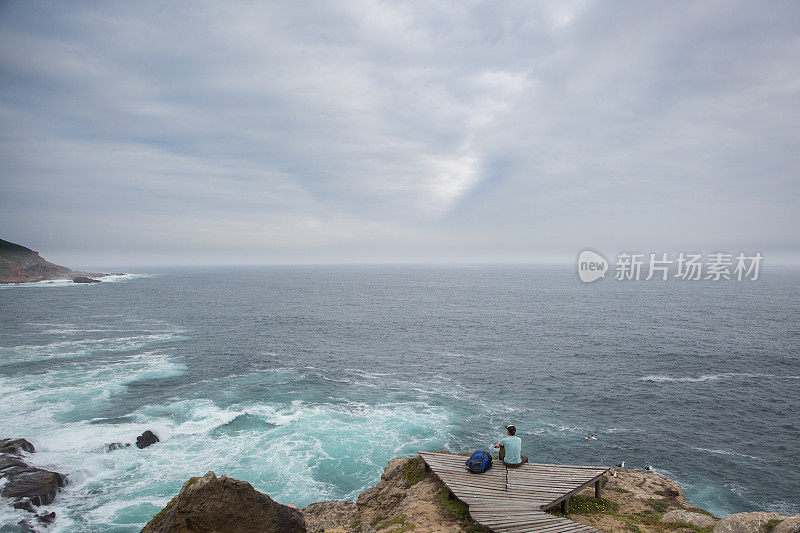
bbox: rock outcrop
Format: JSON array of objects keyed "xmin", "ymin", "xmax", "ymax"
[
  {"xmin": 128, "ymin": 452, "xmax": 800, "ymax": 533},
  {"xmin": 0, "ymin": 238, "xmax": 105, "ymax": 284},
  {"xmin": 0, "ymin": 239, "xmax": 73, "ymax": 283},
  {"xmin": 714, "ymin": 512, "xmax": 791, "ymax": 533},
  {"xmin": 663, "ymin": 509, "xmax": 718, "ymax": 529},
  {"xmin": 774, "ymin": 516, "xmax": 800, "ymax": 533},
  {"xmin": 141, "ymin": 471, "xmax": 306, "ymax": 533},
  {"xmin": 0, "ymin": 439, "xmax": 36, "ymax": 456},
  {"xmin": 136, "ymin": 430, "xmax": 159, "ymax": 449},
  {"xmin": 72, "ymin": 276, "xmax": 101, "ymax": 283},
  {"xmin": 0, "ymin": 438, "xmax": 67, "ymax": 528}
]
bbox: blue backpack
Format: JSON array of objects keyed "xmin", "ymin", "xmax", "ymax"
[{"xmin": 466, "ymin": 450, "xmax": 493, "ymax": 473}]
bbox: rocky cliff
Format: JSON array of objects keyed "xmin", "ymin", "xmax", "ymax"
[
  {"xmin": 0, "ymin": 438, "xmax": 67, "ymax": 531},
  {"xmin": 3, "ymin": 441, "xmax": 796, "ymax": 533},
  {"xmin": 0, "ymin": 238, "xmax": 103, "ymax": 283},
  {"xmin": 142, "ymin": 454, "xmax": 800, "ymax": 533}
]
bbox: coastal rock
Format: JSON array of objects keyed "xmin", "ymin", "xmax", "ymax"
[
  {"xmin": 714, "ymin": 512, "xmax": 789, "ymax": 533},
  {"xmin": 303, "ymin": 501, "xmax": 356, "ymax": 532},
  {"xmin": 107, "ymin": 442, "xmax": 131, "ymax": 451},
  {"xmin": 72, "ymin": 276, "xmax": 101, "ymax": 283},
  {"xmin": 0, "ymin": 438, "xmax": 35, "ymax": 455},
  {"xmin": 349, "ymin": 456, "xmax": 464, "ymax": 532},
  {"xmin": 136, "ymin": 430, "xmax": 159, "ymax": 449},
  {"xmin": 773, "ymin": 515, "xmax": 800, "ymax": 533},
  {"xmin": 0, "ymin": 455, "xmax": 29, "ymax": 471},
  {"xmin": 1, "ymin": 437, "xmax": 68, "ymax": 519},
  {"xmin": 141, "ymin": 471, "xmax": 306, "ymax": 533},
  {"xmin": 36, "ymin": 511, "xmax": 57, "ymax": 524},
  {"xmin": 662, "ymin": 509, "xmax": 717, "ymax": 529},
  {"xmin": 1, "ymin": 467, "xmax": 67, "ymax": 505},
  {"xmin": 0, "ymin": 239, "xmax": 74, "ymax": 283}
]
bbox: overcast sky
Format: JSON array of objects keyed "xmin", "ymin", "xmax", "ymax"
[{"xmin": 1, "ymin": 1, "xmax": 798, "ymax": 268}]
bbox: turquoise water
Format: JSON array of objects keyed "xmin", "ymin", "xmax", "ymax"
[{"xmin": 1, "ymin": 266, "xmax": 798, "ymax": 531}]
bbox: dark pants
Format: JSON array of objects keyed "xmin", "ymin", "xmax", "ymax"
[{"xmin": 499, "ymin": 445, "xmax": 528, "ymax": 467}]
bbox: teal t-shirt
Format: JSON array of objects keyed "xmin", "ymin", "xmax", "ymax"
[{"xmin": 501, "ymin": 435, "xmax": 522, "ymax": 464}]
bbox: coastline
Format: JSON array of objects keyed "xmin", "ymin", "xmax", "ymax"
[
  {"xmin": 140, "ymin": 454, "xmax": 800, "ymax": 533},
  {"xmin": 3, "ymin": 438, "xmax": 798, "ymax": 532}
]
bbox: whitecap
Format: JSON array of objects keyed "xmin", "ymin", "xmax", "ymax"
[
  {"xmin": 691, "ymin": 447, "xmax": 762, "ymax": 461},
  {"xmin": 638, "ymin": 372, "xmax": 782, "ymax": 383}
]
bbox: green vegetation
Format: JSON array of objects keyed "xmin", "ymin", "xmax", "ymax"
[
  {"xmin": 550, "ymin": 495, "xmax": 620, "ymax": 515},
  {"xmin": 647, "ymin": 499, "xmax": 669, "ymax": 513},
  {"xmin": 767, "ymin": 519, "xmax": 784, "ymax": 531},
  {"xmin": 665, "ymin": 521, "xmax": 715, "ymax": 533},
  {"xmin": 402, "ymin": 457, "xmax": 426, "ymax": 485},
  {"xmin": 615, "ymin": 487, "xmax": 631, "ymax": 493},
  {"xmin": 435, "ymin": 490, "xmax": 492, "ymax": 532},
  {"xmin": 687, "ymin": 507, "xmax": 718, "ymax": 519},
  {"xmin": 436, "ymin": 491, "xmax": 471, "ymax": 522},
  {"xmin": 546, "ymin": 493, "xmax": 721, "ymax": 533}
]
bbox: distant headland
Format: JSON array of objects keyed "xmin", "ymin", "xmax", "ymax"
[{"xmin": 0, "ymin": 238, "xmax": 106, "ymax": 284}]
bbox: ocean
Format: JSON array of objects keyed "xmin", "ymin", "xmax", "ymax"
[{"xmin": 1, "ymin": 266, "xmax": 798, "ymax": 531}]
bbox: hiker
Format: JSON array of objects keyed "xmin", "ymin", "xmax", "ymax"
[{"xmin": 493, "ymin": 424, "xmax": 528, "ymax": 467}]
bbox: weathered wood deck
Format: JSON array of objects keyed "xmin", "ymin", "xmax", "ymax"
[{"xmin": 419, "ymin": 451, "xmax": 609, "ymax": 533}]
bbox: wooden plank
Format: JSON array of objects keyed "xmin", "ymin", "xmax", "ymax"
[{"xmin": 419, "ymin": 452, "xmax": 607, "ymax": 533}]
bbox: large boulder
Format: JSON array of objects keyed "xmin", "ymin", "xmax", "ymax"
[
  {"xmin": 0, "ymin": 437, "xmax": 68, "ymax": 530},
  {"xmin": 663, "ymin": 509, "xmax": 717, "ymax": 529},
  {"xmin": 773, "ymin": 515, "xmax": 800, "ymax": 533},
  {"xmin": 0, "ymin": 454, "xmax": 29, "ymax": 471},
  {"xmin": 72, "ymin": 276, "xmax": 101, "ymax": 283},
  {"xmin": 136, "ymin": 430, "xmax": 159, "ymax": 449},
  {"xmin": 141, "ymin": 471, "xmax": 306, "ymax": 533},
  {"xmin": 0, "ymin": 438, "xmax": 35, "ymax": 455},
  {"xmin": 1, "ymin": 467, "xmax": 67, "ymax": 505},
  {"xmin": 714, "ymin": 512, "xmax": 790, "ymax": 533}
]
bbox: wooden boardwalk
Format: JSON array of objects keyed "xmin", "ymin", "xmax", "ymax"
[{"xmin": 419, "ymin": 452, "xmax": 609, "ymax": 533}]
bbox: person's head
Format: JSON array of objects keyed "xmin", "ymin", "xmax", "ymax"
[{"xmin": 506, "ymin": 425, "xmax": 516, "ymax": 436}]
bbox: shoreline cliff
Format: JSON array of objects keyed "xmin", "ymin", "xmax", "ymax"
[
  {"xmin": 140, "ymin": 454, "xmax": 800, "ymax": 533},
  {"xmin": 0, "ymin": 238, "xmax": 105, "ymax": 284},
  {"xmin": 2, "ymin": 439, "xmax": 797, "ymax": 533}
]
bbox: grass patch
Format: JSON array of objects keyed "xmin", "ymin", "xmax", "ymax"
[
  {"xmin": 402, "ymin": 457, "xmax": 426, "ymax": 486},
  {"xmin": 436, "ymin": 491, "xmax": 471, "ymax": 522},
  {"xmin": 546, "ymin": 493, "xmax": 719, "ymax": 533},
  {"xmin": 435, "ymin": 490, "xmax": 491, "ymax": 532},
  {"xmin": 688, "ymin": 507, "xmax": 719, "ymax": 519},
  {"xmin": 462, "ymin": 524, "xmax": 493, "ymax": 533},
  {"xmin": 633, "ymin": 510, "xmax": 663, "ymax": 525},
  {"xmin": 664, "ymin": 520, "xmax": 715, "ymax": 533},
  {"xmin": 767, "ymin": 519, "xmax": 784, "ymax": 531},
  {"xmin": 614, "ymin": 487, "xmax": 631, "ymax": 493},
  {"xmin": 647, "ymin": 499, "xmax": 669, "ymax": 513},
  {"xmin": 556, "ymin": 495, "xmax": 620, "ymax": 515}
]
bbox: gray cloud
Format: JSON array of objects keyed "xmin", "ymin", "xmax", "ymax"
[{"xmin": 1, "ymin": 0, "xmax": 798, "ymax": 267}]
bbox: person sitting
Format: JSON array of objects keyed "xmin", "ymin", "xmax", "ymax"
[{"xmin": 492, "ymin": 424, "xmax": 528, "ymax": 467}]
